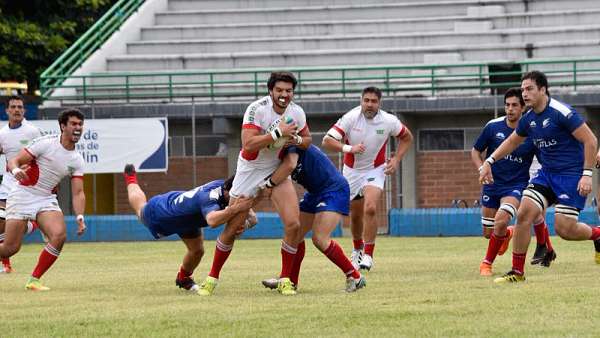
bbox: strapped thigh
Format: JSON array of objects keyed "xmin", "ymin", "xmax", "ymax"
[
  {"xmin": 499, "ymin": 203, "xmax": 517, "ymax": 220},
  {"xmin": 555, "ymin": 204, "xmax": 580, "ymax": 220}
]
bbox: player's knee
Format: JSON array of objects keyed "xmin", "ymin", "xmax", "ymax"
[
  {"xmin": 311, "ymin": 233, "xmax": 329, "ymax": 251},
  {"xmin": 494, "ymin": 218, "xmax": 509, "ymax": 231},
  {"xmin": 363, "ymin": 203, "xmax": 377, "ymax": 217},
  {"xmin": 284, "ymin": 219, "xmax": 301, "ymax": 232},
  {"xmin": 47, "ymin": 231, "xmax": 67, "ymax": 246},
  {"xmin": 189, "ymin": 246, "xmax": 204, "ymax": 259},
  {"xmin": 3, "ymin": 241, "xmax": 21, "ymax": 257}
]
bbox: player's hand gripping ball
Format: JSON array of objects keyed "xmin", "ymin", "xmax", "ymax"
[{"xmin": 267, "ymin": 115, "xmax": 295, "ymax": 149}]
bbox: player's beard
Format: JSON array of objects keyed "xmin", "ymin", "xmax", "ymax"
[
  {"xmin": 273, "ymin": 95, "xmax": 290, "ymax": 110},
  {"xmin": 362, "ymin": 109, "xmax": 377, "ymax": 119}
]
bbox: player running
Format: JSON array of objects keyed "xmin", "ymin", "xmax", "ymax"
[
  {"xmin": 0, "ymin": 109, "xmax": 87, "ymax": 291},
  {"xmin": 122, "ymin": 164, "xmax": 255, "ymax": 293},
  {"xmin": 480, "ymin": 71, "xmax": 599, "ymax": 283},
  {"xmin": 0, "ymin": 95, "xmax": 43, "ymax": 273},
  {"xmin": 197, "ymin": 71, "xmax": 311, "ymax": 296},
  {"xmin": 472, "ymin": 88, "xmax": 554, "ymax": 277},
  {"xmin": 322, "ymin": 86, "xmax": 413, "ymax": 271},
  {"xmin": 260, "ymin": 144, "xmax": 366, "ymax": 293}
]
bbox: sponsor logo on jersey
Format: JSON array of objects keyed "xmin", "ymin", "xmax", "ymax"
[
  {"xmin": 367, "ymin": 177, "xmax": 375, "ymax": 182},
  {"xmin": 495, "ymin": 132, "xmax": 506, "ymax": 140},
  {"xmin": 316, "ymin": 202, "xmax": 328, "ymax": 208},
  {"xmin": 530, "ymin": 121, "xmax": 537, "ymax": 128},
  {"xmin": 67, "ymin": 166, "xmax": 75, "ymax": 175},
  {"xmin": 558, "ymin": 194, "xmax": 570, "ymax": 200},
  {"xmin": 376, "ymin": 129, "xmax": 384, "ymax": 135},
  {"xmin": 542, "ymin": 118, "xmax": 551, "ymax": 128},
  {"xmin": 504, "ymin": 154, "xmax": 523, "ymax": 163},
  {"xmin": 483, "ymin": 195, "xmax": 490, "ymax": 201},
  {"xmin": 20, "ymin": 139, "xmax": 29, "ymax": 145},
  {"xmin": 512, "ymin": 190, "xmax": 522, "ymax": 195},
  {"xmin": 534, "ymin": 138, "xmax": 558, "ymax": 148}
]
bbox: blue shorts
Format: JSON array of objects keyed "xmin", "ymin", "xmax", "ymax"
[
  {"xmin": 481, "ymin": 183, "xmax": 527, "ymax": 209},
  {"xmin": 300, "ymin": 185, "xmax": 350, "ymax": 216},
  {"xmin": 529, "ymin": 169, "xmax": 586, "ymax": 210},
  {"xmin": 141, "ymin": 200, "xmax": 202, "ymax": 239}
]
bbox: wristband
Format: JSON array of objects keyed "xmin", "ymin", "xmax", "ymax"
[
  {"xmin": 484, "ymin": 156, "xmax": 496, "ymax": 165},
  {"xmin": 76, "ymin": 214, "xmax": 85, "ymax": 222},
  {"xmin": 11, "ymin": 167, "xmax": 22, "ymax": 176},
  {"xmin": 270, "ymin": 127, "xmax": 282, "ymax": 141},
  {"xmin": 342, "ymin": 145, "xmax": 352, "ymax": 153},
  {"xmin": 583, "ymin": 169, "xmax": 593, "ymax": 177},
  {"xmin": 265, "ymin": 178, "xmax": 276, "ymax": 188},
  {"xmin": 293, "ymin": 134, "xmax": 303, "ymax": 145}
]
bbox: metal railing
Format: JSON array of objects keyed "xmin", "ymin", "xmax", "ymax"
[
  {"xmin": 41, "ymin": 57, "xmax": 600, "ymax": 103},
  {"xmin": 39, "ymin": 0, "xmax": 145, "ymax": 98}
]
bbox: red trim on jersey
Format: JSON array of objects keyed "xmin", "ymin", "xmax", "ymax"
[
  {"xmin": 298, "ymin": 124, "xmax": 309, "ymax": 135},
  {"xmin": 240, "ymin": 149, "xmax": 259, "ymax": 161},
  {"xmin": 374, "ymin": 141, "xmax": 388, "ymax": 167},
  {"xmin": 332, "ymin": 125, "xmax": 345, "ymax": 138},
  {"xmin": 343, "ymin": 140, "xmax": 354, "ymax": 168},
  {"xmin": 19, "ymin": 160, "xmax": 39, "ymax": 186},
  {"xmin": 24, "ymin": 148, "xmax": 36, "ymax": 158},
  {"xmin": 396, "ymin": 125, "xmax": 407, "ymax": 138},
  {"xmin": 242, "ymin": 123, "xmax": 262, "ymax": 131},
  {"xmin": 71, "ymin": 176, "xmax": 84, "ymax": 180}
]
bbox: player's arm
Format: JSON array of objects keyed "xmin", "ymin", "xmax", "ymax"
[
  {"xmin": 322, "ymin": 126, "xmax": 365, "ymax": 154},
  {"xmin": 242, "ymin": 118, "xmax": 298, "ymax": 153},
  {"xmin": 6, "ymin": 148, "xmax": 34, "ymax": 182},
  {"xmin": 265, "ymin": 152, "xmax": 299, "ymax": 190},
  {"xmin": 471, "ymin": 148, "xmax": 484, "ymax": 170},
  {"xmin": 479, "ymin": 131, "xmax": 525, "ymax": 184},
  {"xmin": 385, "ymin": 127, "xmax": 413, "ymax": 175},
  {"xmin": 205, "ymin": 196, "xmax": 253, "ymax": 228},
  {"xmin": 572, "ymin": 123, "xmax": 597, "ymax": 196},
  {"xmin": 293, "ymin": 126, "xmax": 312, "ymax": 150},
  {"xmin": 71, "ymin": 177, "xmax": 87, "ymax": 236}
]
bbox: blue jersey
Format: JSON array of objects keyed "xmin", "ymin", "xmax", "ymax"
[
  {"xmin": 516, "ymin": 98, "xmax": 584, "ymax": 176},
  {"xmin": 473, "ymin": 116, "xmax": 536, "ymax": 186},
  {"xmin": 284, "ymin": 145, "xmax": 347, "ymax": 194},
  {"xmin": 142, "ymin": 180, "xmax": 226, "ymax": 238}
]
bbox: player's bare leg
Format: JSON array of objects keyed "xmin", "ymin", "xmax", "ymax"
[
  {"xmin": 349, "ymin": 198, "xmax": 365, "ymax": 268},
  {"xmin": 313, "ymin": 211, "xmax": 365, "ymax": 292},
  {"xmin": 25, "ymin": 211, "xmax": 66, "ymax": 291},
  {"xmin": 360, "ymin": 185, "xmax": 383, "ymax": 271},
  {"xmin": 198, "ymin": 197, "xmax": 248, "ymax": 296},
  {"xmin": 480, "ymin": 197, "xmax": 517, "ymax": 276},
  {"xmin": 494, "ymin": 198, "xmax": 540, "ymax": 283},
  {"xmin": 0, "ymin": 200, "xmax": 12, "ymax": 272},
  {"xmin": 123, "ymin": 164, "xmax": 147, "ymax": 218},
  {"xmin": 270, "ymin": 179, "xmax": 300, "ymax": 295},
  {"xmin": 176, "ymin": 235, "xmax": 205, "ymax": 292},
  {"xmin": 480, "ymin": 207, "xmax": 496, "ymax": 239},
  {"xmin": 0, "ymin": 218, "xmax": 27, "ymax": 259}
]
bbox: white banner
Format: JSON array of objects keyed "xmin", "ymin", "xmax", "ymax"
[{"xmin": 2, "ymin": 118, "xmax": 168, "ymax": 174}]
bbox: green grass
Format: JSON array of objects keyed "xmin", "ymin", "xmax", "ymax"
[{"xmin": 2, "ymin": 236, "xmax": 600, "ymax": 337}]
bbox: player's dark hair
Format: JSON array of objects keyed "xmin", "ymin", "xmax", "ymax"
[
  {"xmin": 362, "ymin": 86, "xmax": 382, "ymax": 100},
  {"xmin": 521, "ymin": 71, "xmax": 550, "ymax": 96},
  {"xmin": 5, "ymin": 95, "xmax": 24, "ymax": 107},
  {"xmin": 267, "ymin": 72, "xmax": 297, "ymax": 91},
  {"xmin": 58, "ymin": 108, "xmax": 85, "ymax": 128},
  {"xmin": 504, "ymin": 87, "xmax": 525, "ymax": 106},
  {"xmin": 223, "ymin": 175, "xmax": 235, "ymax": 192}
]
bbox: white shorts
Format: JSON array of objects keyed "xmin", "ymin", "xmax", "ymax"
[
  {"xmin": 5, "ymin": 188, "xmax": 62, "ymax": 221},
  {"xmin": 0, "ymin": 174, "xmax": 17, "ymax": 200},
  {"xmin": 230, "ymin": 160, "xmax": 277, "ymax": 198},
  {"xmin": 343, "ymin": 165, "xmax": 386, "ymax": 200}
]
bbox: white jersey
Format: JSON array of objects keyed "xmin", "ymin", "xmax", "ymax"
[
  {"xmin": 0, "ymin": 120, "xmax": 43, "ymax": 198},
  {"xmin": 239, "ymin": 95, "xmax": 307, "ymax": 170},
  {"xmin": 331, "ymin": 106, "xmax": 406, "ymax": 171},
  {"xmin": 18, "ymin": 135, "xmax": 85, "ymax": 196}
]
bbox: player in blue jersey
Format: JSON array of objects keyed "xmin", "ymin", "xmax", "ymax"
[
  {"xmin": 259, "ymin": 144, "xmax": 366, "ymax": 292},
  {"xmin": 479, "ymin": 71, "xmax": 599, "ymax": 283},
  {"xmin": 122, "ymin": 164, "xmax": 255, "ymax": 293},
  {"xmin": 472, "ymin": 88, "xmax": 555, "ymax": 276}
]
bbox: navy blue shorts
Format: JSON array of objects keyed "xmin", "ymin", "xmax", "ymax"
[
  {"xmin": 299, "ymin": 185, "xmax": 350, "ymax": 216},
  {"xmin": 481, "ymin": 184, "xmax": 527, "ymax": 209},
  {"xmin": 529, "ymin": 169, "xmax": 586, "ymax": 210}
]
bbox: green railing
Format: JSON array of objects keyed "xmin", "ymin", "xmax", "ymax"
[
  {"xmin": 40, "ymin": 0, "xmax": 145, "ymax": 98},
  {"xmin": 41, "ymin": 57, "xmax": 600, "ymax": 103}
]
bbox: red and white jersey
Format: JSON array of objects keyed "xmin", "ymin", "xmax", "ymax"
[
  {"xmin": 0, "ymin": 120, "xmax": 43, "ymax": 193},
  {"xmin": 19, "ymin": 134, "xmax": 85, "ymax": 196},
  {"xmin": 331, "ymin": 106, "xmax": 406, "ymax": 171},
  {"xmin": 239, "ymin": 95, "xmax": 308, "ymax": 169}
]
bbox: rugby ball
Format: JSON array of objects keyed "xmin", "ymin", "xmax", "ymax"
[{"xmin": 266, "ymin": 115, "xmax": 295, "ymax": 149}]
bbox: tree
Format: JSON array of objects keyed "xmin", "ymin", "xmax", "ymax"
[{"xmin": 0, "ymin": 0, "xmax": 117, "ymax": 94}]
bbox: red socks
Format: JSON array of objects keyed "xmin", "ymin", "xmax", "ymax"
[
  {"xmin": 31, "ymin": 244, "xmax": 60, "ymax": 279},
  {"xmin": 352, "ymin": 239, "xmax": 364, "ymax": 250},
  {"xmin": 279, "ymin": 241, "xmax": 297, "ymax": 279},
  {"xmin": 533, "ymin": 221, "xmax": 546, "ymax": 245},
  {"xmin": 364, "ymin": 242, "xmax": 375, "ymax": 257},
  {"xmin": 177, "ymin": 266, "xmax": 192, "ymax": 280},
  {"xmin": 512, "ymin": 252, "xmax": 526, "ymax": 275},
  {"xmin": 589, "ymin": 226, "xmax": 600, "ymax": 241},
  {"xmin": 324, "ymin": 240, "xmax": 360, "ymax": 279},
  {"xmin": 483, "ymin": 232, "xmax": 506, "ymax": 264},
  {"xmin": 124, "ymin": 172, "xmax": 138, "ymax": 185},
  {"xmin": 290, "ymin": 241, "xmax": 305, "ymax": 286},
  {"xmin": 208, "ymin": 238, "xmax": 233, "ymax": 279}
]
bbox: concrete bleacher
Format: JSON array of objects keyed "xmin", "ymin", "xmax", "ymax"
[{"xmin": 56, "ymin": 0, "xmax": 600, "ymax": 101}]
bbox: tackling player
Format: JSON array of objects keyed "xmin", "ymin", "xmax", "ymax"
[
  {"xmin": 197, "ymin": 72, "xmax": 311, "ymax": 296},
  {"xmin": 472, "ymin": 88, "xmax": 554, "ymax": 277},
  {"xmin": 322, "ymin": 86, "xmax": 413, "ymax": 271},
  {"xmin": 122, "ymin": 164, "xmax": 254, "ymax": 293},
  {"xmin": 480, "ymin": 71, "xmax": 599, "ymax": 283},
  {"xmin": 260, "ymin": 144, "xmax": 366, "ymax": 293},
  {"xmin": 0, "ymin": 95, "xmax": 42, "ymax": 273},
  {"xmin": 0, "ymin": 109, "xmax": 87, "ymax": 291}
]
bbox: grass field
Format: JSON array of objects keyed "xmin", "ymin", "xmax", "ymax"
[{"xmin": 3, "ymin": 236, "xmax": 600, "ymax": 337}]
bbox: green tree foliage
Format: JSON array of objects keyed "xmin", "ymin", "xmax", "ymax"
[{"xmin": 0, "ymin": 0, "xmax": 117, "ymax": 94}]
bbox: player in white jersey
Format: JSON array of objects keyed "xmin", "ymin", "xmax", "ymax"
[
  {"xmin": 198, "ymin": 72, "xmax": 311, "ymax": 296},
  {"xmin": 0, "ymin": 95, "xmax": 43, "ymax": 273},
  {"xmin": 322, "ymin": 87, "xmax": 413, "ymax": 271},
  {"xmin": 0, "ymin": 109, "xmax": 86, "ymax": 291}
]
